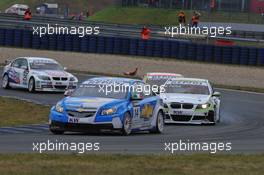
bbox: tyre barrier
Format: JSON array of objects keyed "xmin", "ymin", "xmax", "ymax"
[
  {"xmin": 187, "ymin": 43, "xmax": 196, "ymax": 60},
  {"xmin": 32, "ymin": 34, "xmax": 41, "ymax": 49},
  {"xmin": 113, "ymin": 37, "xmax": 122, "ymax": 54},
  {"xmin": 214, "ymin": 46, "xmax": 222, "ymax": 63},
  {"xmin": 137, "ymin": 40, "xmax": 146, "ymax": 56},
  {"xmin": 258, "ymin": 48, "xmax": 264, "ymax": 66},
  {"xmin": 129, "ymin": 38, "xmax": 138, "ymax": 56},
  {"xmin": 170, "ymin": 41, "xmax": 179, "ymax": 58},
  {"xmin": 204, "ymin": 45, "xmax": 214, "ymax": 62},
  {"xmin": 72, "ymin": 35, "xmax": 80, "ymax": 52},
  {"xmin": 162, "ymin": 40, "xmax": 171, "ymax": 58},
  {"xmin": 231, "ymin": 46, "xmax": 240, "ymax": 65},
  {"xmin": 239, "ymin": 47, "xmax": 249, "ymax": 65},
  {"xmin": 14, "ymin": 29, "xmax": 22, "ymax": 47},
  {"xmin": 88, "ymin": 36, "xmax": 97, "ymax": 53},
  {"xmin": 0, "ymin": 28, "xmax": 5, "ymax": 45},
  {"xmin": 145, "ymin": 40, "xmax": 154, "ymax": 57},
  {"xmin": 196, "ymin": 44, "xmax": 205, "ymax": 61},
  {"xmin": 22, "ymin": 30, "xmax": 32, "ymax": 48},
  {"xmin": 57, "ymin": 34, "xmax": 65, "ymax": 51},
  {"xmin": 105, "ymin": 37, "xmax": 114, "ymax": 54},
  {"xmin": 248, "ymin": 47, "xmax": 257, "ymax": 66},
  {"xmin": 64, "ymin": 34, "xmax": 73, "ymax": 51},
  {"xmin": 97, "ymin": 36, "xmax": 105, "ymax": 54},
  {"xmin": 121, "ymin": 38, "xmax": 130, "ymax": 55},
  {"xmin": 48, "ymin": 34, "xmax": 57, "ymax": 50},
  {"xmin": 40, "ymin": 35, "xmax": 49, "ymax": 50},
  {"xmin": 0, "ymin": 28, "xmax": 263, "ymax": 67},
  {"xmin": 153, "ymin": 40, "xmax": 163, "ymax": 57},
  {"xmin": 178, "ymin": 42, "xmax": 187, "ymax": 59},
  {"xmin": 222, "ymin": 46, "xmax": 232, "ymax": 64},
  {"xmin": 5, "ymin": 29, "xmax": 14, "ymax": 46},
  {"xmin": 80, "ymin": 36, "xmax": 89, "ymax": 53}
]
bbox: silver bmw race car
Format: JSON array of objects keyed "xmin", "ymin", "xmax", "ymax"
[
  {"xmin": 2, "ymin": 57, "xmax": 78, "ymax": 92},
  {"xmin": 161, "ymin": 78, "xmax": 221, "ymax": 124}
]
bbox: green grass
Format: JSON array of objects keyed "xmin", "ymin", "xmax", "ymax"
[
  {"xmin": 89, "ymin": 6, "xmax": 264, "ymax": 25},
  {"xmin": 0, "ymin": 97, "xmax": 49, "ymax": 126},
  {"xmin": 0, "ymin": 154, "xmax": 263, "ymax": 175}
]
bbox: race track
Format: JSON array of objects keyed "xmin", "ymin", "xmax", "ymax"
[{"xmin": 0, "ymin": 71, "xmax": 264, "ymax": 154}]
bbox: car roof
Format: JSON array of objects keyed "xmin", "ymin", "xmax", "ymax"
[
  {"xmin": 83, "ymin": 77, "xmax": 141, "ymax": 84},
  {"xmin": 23, "ymin": 57, "xmax": 58, "ymax": 63},
  {"xmin": 169, "ymin": 77, "xmax": 209, "ymax": 83},
  {"xmin": 12, "ymin": 4, "xmax": 29, "ymax": 8},
  {"xmin": 145, "ymin": 72, "xmax": 183, "ymax": 77}
]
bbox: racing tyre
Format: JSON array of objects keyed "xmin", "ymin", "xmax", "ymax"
[
  {"xmin": 208, "ymin": 110, "xmax": 216, "ymax": 125},
  {"xmin": 28, "ymin": 77, "xmax": 36, "ymax": 93},
  {"xmin": 121, "ymin": 112, "xmax": 132, "ymax": 136},
  {"xmin": 2, "ymin": 74, "xmax": 10, "ymax": 89},
  {"xmin": 150, "ymin": 110, "xmax": 164, "ymax": 134},
  {"xmin": 50, "ymin": 128, "xmax": 65, "ymax": 135}
]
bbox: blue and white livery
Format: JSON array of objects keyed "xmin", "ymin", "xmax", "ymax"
[{"xmin": 49, "ymin": 77, "xmax": 165, "ymax": 135}]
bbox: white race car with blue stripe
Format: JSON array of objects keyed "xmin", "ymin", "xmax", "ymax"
[{"xmin": 2, "ymin": 57, "xmax": 78, "ymax": 92}]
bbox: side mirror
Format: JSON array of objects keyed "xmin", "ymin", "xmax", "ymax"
[
  {"xmin": 212, "ymin": 91, "xmax": 221, "ymax": 97},
  {"xmin": 64, "ymin": 89, "xmax": 74, "ymax": 96},
  {"xmin": 131, "ymin": 92, "xmax": 143, "ymax": 100},
  {"xmin": 64, "ymin": 67, "xmax": 68, "ymax": 71},
  {"xmin": 5, "ymin": 60, "xmax": 11, "ymax": 65}
]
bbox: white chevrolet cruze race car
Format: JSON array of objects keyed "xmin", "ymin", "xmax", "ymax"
[
  {"xmin": 161, "ymin": 78, "xmax": 221, "ymax": 124},
  {"xmin": 2, "ymin": 57, "xmax": 78, "ymax": 92}
]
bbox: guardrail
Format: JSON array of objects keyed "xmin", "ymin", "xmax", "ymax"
[
  {"xmin": 0, "ymin": 13, "xmax": 263, "ymax": 42},
  {"xmin": 0, "ymin": 28, "xmax": 263, "ymax": 66}
]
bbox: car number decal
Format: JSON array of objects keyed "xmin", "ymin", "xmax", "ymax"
[{"xmin": 68, "ymin": 117, "xmax": 80, "ymax": 123}]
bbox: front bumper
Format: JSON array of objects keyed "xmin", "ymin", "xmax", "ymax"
[
  {"xmin": 50, "ymin": 121, "xmax": 116, "ymax": 132},
  {"xmin": 164, "ymin": 111, "xmax": 214, "ymax": 124},
  {"xmin": 35, "ymin": 80, "xmax": 77, "ymax": 92},
  {"xmin": 49, "ymin": 109, "xmax": 123, "ymax": 132}
]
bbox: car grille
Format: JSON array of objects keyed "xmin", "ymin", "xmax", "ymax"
[
  {"xmin": 170, "ymin": 103, "xmax": 194, "ymax": 109},
  {"xmin": 171, "ymin": 115, "xmax": 192, "ymax": 121},
  {"xmin": 52, "ymin": 77, "xmax": 60, "ymax": 81},
  {"xmin": 67, "ymin": 110, "xmax": 96, "ymax": 118},
  {"xmin": 54, "ymin": 85, "xmax": 67, "ymax": 90},
  {"xmin": 52, "ymin": 77, "xmax": 68, "ymax": 81},
  {"xmin": 182, "ymin": 103, "xmax": 194, "ymax": 109},
  {"xmin": 170, "ymin": 103, "xmax": 181, "ymax": 109}
]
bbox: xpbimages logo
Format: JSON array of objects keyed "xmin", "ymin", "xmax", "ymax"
[
  {"xmin": 32, "ymin": 24, "xmax": 100, "ymax": 38},
  {"xmin": 32, "ymin": 140, "xmax": 100, "ymax": 153},
  {"xmin": 164, "ymin": 140, "xmax": 232, "ymax": 154},
  {"xmin": 164, "ymin": 24, "xmax": 232, "ymax": 38}
]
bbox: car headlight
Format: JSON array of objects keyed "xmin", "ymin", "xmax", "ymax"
[
  {"xmin": 101, "ymin": 107, "xmax": 117, "ymax": 115},
  {"xmin": 55, "ymin": 102, "xmax": 64, "ymax": 113},
  {"xmin": 38, "ymin": 75, "xmax": 51, "ymax": 81},
  {"xmin": 164, "ymin": 103, "xmax": 168, "ymax": 108},
  {"xmin": 69, "ymin": 77, "xmax": 77, "ymax": 81},
  {"xmin": 197, "ymin": 103, "xmax": 210, "ymax": 109}
]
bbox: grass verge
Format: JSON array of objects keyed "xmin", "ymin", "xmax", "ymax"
[
  {"xmin": 0, "ymin": 154, "xmax": 263, "ymax": 175},
  {"xmin": 89, "ymin": 6, "xmax": 264, "ymax": 25},
  {"xmin": 0, "ymin": 96, "xmax": 49, "ymax": 127}
]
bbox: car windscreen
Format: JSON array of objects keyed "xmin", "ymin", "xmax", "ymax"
[
  {"xmin": 164, "ymin": 83, "xmax": 210, "ymax": 95},
  {"xmin": 145, "ymin": 75, "xmax": 178, "ymax": 86},
  {"xmin": 29, "ymin": 61, "xmax": 63, "ymax": 70},
  {"xmin": 72, "ymin": 84, "xmax": 127, "ymax": 99}
]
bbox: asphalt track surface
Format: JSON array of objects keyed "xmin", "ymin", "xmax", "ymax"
[{"xmin": 0, "ymin": 71, "xmax": 264, "ymax": 154}]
